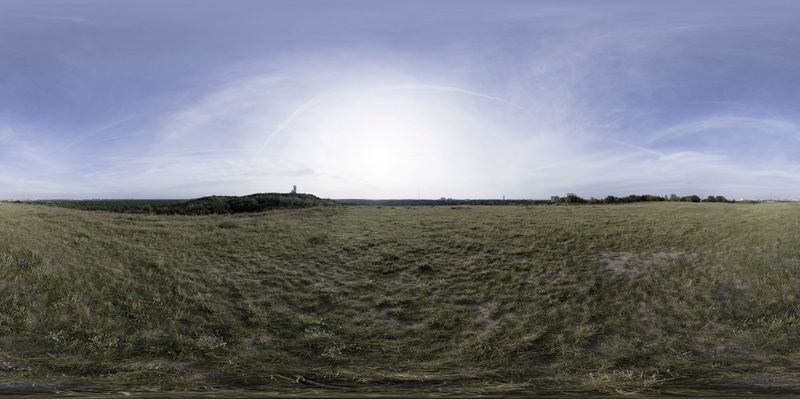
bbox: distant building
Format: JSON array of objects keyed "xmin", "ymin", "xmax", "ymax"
[{"xmin": 291, "ymin": 185, "xmax": 297, "ymax": 194}]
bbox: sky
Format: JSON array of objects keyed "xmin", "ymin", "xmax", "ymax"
[{"xmin": 2, "ymin": 0, "xmax": 800, "ymax": 199}]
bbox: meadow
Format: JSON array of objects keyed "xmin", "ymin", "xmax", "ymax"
[{"xmin": 2, "ymin": 201, "xmax": 800, "ymax": 396}]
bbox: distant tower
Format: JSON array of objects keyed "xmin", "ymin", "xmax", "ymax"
[{"xmin": 291, "ymin": 185, "xmax": 297, "ymax": 194}]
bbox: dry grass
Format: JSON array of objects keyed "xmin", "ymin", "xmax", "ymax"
[{"xmin": 1, "ymin": 201, "xmax": 800, "ymax": 395}]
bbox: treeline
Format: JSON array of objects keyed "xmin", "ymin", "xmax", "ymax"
[
  {"xmin": 163, "ymin": 193, "xmax": 335, "ymax": 214},
  {"xmin": 553, "ymin": 193, "xmax": 735, "ymax": 204},
  {"xmin": 335, "ymin": 199, "xmax": 551, "ymax": 206},
  {"xmin": 22, "ymin": 193, "xmax": 335, "ymax": 215},
  {"xmin": 21, "ymin": 192, "xmax": 743, "ymax": 213}
]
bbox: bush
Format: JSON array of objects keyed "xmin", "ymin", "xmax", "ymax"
[
  {"xmin": 563, "ymin": 193, "xmax": 587, "ymax": 204},
  {"xmin": 702, "ymin": 195, "xmax": 730, "ymax": 203}
]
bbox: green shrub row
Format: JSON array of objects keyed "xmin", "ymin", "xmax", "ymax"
[{"xmin": 553, "ymin": 193, "xmax": 735, "ymax": 204}]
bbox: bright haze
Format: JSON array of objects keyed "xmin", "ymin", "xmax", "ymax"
[{"xmin": 2, "ymin": 0, "xmax": 799, "ymax": 200}]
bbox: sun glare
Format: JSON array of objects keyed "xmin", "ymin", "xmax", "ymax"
[
  {"xmin": 284, "ymin": 90, "xmax": 452, "ymax": 190},
  {"xmin": 261, "ymin": 83, "xmax": 534, "ymax": 198}
]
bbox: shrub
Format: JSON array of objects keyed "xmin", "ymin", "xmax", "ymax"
[{"xmin": 564, "ymin": 193, "xmax": 587, "ymax": 204}]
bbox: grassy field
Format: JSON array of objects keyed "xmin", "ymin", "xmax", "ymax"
[{"xmin": 2, "ymin": 201, "xmax": 800, "ymax": 395}]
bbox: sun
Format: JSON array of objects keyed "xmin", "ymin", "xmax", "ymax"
[
  {"xmin": 260, "ymin": 84, "xmax": 529, "ymax": 198},
  {"xmin": 284, "ymin": 90, "xmax": 451, "ymax": 188}
]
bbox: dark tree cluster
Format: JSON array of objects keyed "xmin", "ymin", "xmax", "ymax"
[
  {"xmin": 24, "ymin": 193, "xmax": 335, "ymax": 215},
  {"xmin": 552, "ymin": 193, "xmax": 733, "ymax": 205},
  {"xmin": 168, "ymin": 193, "xmax": 334, "ymax": 214}
]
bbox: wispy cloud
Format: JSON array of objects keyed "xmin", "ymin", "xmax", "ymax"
[
  {"xmin": 650, "ymin": 116, "xmax": 800, "ymax": 144},
  {"xmin": 2, "ymin": 1, "xmax": 800, "ymax": 199}
]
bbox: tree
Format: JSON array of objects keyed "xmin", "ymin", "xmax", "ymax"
[{"xmin": 564, "ymin": 193, "xmax": 586, "ymax": 204}]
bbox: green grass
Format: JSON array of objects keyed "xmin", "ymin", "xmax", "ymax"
[{"xmin": 2, "ymin": 201, "xmax": 800, "ymax": 395}]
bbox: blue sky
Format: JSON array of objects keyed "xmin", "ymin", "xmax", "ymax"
[{"xmin": 2, "ymin": 0, "xmax": 800, "ymax": 199}]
